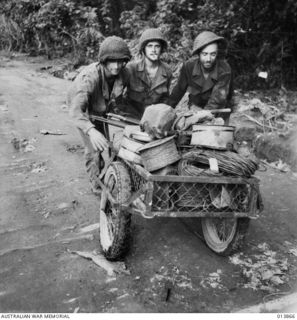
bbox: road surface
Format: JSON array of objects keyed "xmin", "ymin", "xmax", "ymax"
[{"xmin": 0, "ymin": 56, "xmax": 297, "ymax": 313}]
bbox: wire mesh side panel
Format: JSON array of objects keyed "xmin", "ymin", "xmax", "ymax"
[{"xmin": 152, "ymin": 181, "xmax": 252, "ymax": 213}]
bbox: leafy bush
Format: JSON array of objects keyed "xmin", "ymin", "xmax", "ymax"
[
  {"xmin": 0, "ymin": 14, "xmax": 24, "ymax": 51},
  {"xmin": 0, "ymin": 0, "xmax": 296, "ymax": 89},
  {"xmin": 119, "ymin": 0, "xmax": 297, "ymax": 89},
  {"xmin": 0, "ymin": 0, "xmax": 103, "ymax": 61}
]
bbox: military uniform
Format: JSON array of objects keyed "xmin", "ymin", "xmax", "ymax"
[
  {"xmin": 69, "ymin": 62, "xmax": 125, "ymax": 134},
  {"xmin": 120, "ymin": 28, "xmax": 171, "ymax": 119},
  {"xmin": 68, "ymin": 36, "xmax": 131, "ymax": 191},
  {"xmin": 168, "ymin": 31, "xmax": 233, "ymax": 121},
  {"xmin": 124, "ymin": 58, "xmax": 172, "ymax": 119},
  {"xmin": 168, "ymin": 57, "xmax": 233, "ymax": 110}
]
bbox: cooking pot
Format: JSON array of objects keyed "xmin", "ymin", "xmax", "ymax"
[{"xmin": 190, "ymin": 125, "xmax": 235, "ymax": 150}]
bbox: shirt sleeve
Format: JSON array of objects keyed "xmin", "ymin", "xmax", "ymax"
[
  {"xmin": 204, "ymin": 71, "xmax": 232, "ymax": 111},
  {"xmin": 69, "ymin": 71, "xmax": 97, "ymax": 134},
  {"xmin": 161, "ymin": 71, "xmax": 173, "ymax": 105},
  {"xmin": 168, "ymin": 63, "xmax": 188, "ymax": 108}
]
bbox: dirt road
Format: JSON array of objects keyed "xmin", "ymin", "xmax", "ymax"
[{"xmin": 0, "ymin": 56, "xmax": 297, "ymax": 313}]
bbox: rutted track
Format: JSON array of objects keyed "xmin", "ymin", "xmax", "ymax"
[{"xmin": 0, "ymin": 56, "xmax": 297, "ymax": 313}]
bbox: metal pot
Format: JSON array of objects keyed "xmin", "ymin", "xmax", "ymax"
[{"xmin": 190, "ymin": 125, "xmax": 235, "ymax": 150}]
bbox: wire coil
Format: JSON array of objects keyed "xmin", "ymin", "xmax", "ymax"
[{"xmin": 181, "ymin": 149, "xmax": 259, "ymax": 177}]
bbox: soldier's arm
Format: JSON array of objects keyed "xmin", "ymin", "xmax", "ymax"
[
  {"xmin": 168, "ymin": 63, "xmax": 188, "ymax": 108},
  {"xmin": 69, "ymin": 71, "xmax": 96, "ymax": 134},
  {"xmin": 69, "ymin": 69, "xmax": 109, "ymax": 151},
  {"xmin": 161, "ymin": 69, "xmax": 173, "ymax": 105}
]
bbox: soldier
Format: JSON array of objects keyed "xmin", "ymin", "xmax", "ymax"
[
  {"xmin": 168, "ymin": 31, "xmax": 233, "ymax": 123},
  {"xmin": 68, "ymin": 36, "xmax": 131, "ymax": 193},
  {"xmin": 123, "ymin": 28, "xmax": 172, "ymax": 119}
]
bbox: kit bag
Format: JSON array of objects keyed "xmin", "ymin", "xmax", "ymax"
[{"xmin": 140, "ymin": 104, "xmax": 176, "ymax": 139}]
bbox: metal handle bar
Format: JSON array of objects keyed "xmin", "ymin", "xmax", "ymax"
[
  {"xmin": 210, "ymin": 108, "xmax": 231, "ymax": 113},
  {"xmin": 89, "ymin": 115, "xmax": 127, "ymax": 128}
]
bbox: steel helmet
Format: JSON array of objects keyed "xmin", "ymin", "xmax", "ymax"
[
  {"xmin": 192, "ymin": 31, "xmax": 227, "ymax": 56},
  {"xmin": 99, "ymin": 36, "xmax": 131, "ymax": 63},
  {"xmin": 139, "ymin": 28, "xmax": 168, "ymax": 53}
]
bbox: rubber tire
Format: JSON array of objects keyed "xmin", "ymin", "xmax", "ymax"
[
  {"xmin": 201, "ymin": 217, "xmax": 250, "ymax": 256},
  {"xmin": 99, "ymin": 161, "xmax": 132, "ymax": 261}
]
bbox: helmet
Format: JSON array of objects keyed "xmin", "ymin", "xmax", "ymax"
[
  {"xmin": 99, "ymin": 36, "xmax": 131, "ymax": 63},
  {"xmin": 192, "ymin": 31, "xmax": 227, "ymax": 56},
  {"xmin": 139, "ymin": 28, "xmax": 168, "ymax": 53}
]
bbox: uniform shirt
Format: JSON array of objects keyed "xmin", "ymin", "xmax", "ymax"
[
  {"xmin": 124, "ymin": 58, "xmax": 172, "ymax": 119},
  {"xmin": 168, "ymin": 57, "xmax": 233, "ymax": 111},
  {"xmin": 68, "ymin": 62, "xmax": 125, "ymax": 134}
]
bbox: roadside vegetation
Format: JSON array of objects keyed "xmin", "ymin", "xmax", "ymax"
[{"xmin": 1, "ymin": 0, "xmax": 297, "ymax": 90}]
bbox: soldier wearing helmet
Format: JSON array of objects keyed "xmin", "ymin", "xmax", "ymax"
[
  {"xmin": 123, "ymin": 28, "xmax": 172, "ymax": 119},
  {"xmin": 68, "ymin": 36, "xmax": 131, "ymax": 193},
  {"xmin": 168, "ymin": 31, "xmax": 233, "ymax": 123}
]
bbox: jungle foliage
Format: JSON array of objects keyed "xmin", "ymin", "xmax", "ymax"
[{"xmin": 1, "ymin": 0, "xmax": 297, "ymax": 89}]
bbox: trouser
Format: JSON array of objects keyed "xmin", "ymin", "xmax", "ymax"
[{"xmin": 78, "ymin": 121, "xmax": 106, "ymax": 190}]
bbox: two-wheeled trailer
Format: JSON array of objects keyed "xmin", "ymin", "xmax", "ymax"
[{"xmin": 93, "ymin": 115, "xmax": 263, "ymax": 261}]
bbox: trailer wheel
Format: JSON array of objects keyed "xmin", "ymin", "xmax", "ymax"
[
  {"xmin": 201, "ymin": 217, "xmax": 250, "ymax": 256},
  {"xmin": 99, "ymin": 161, "xmax": 131, "ymax": 261}
]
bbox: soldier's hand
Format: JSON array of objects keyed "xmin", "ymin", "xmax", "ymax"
[
  {"xmin": 189, "ymin": 110, "xmax": 214, "ymax": 125},
  {"xmin": 88, "ymin": 128, "xmax": 109, "ymax": 152},
  {"xmin": 196, "ymin": 110, "xmax": 214, "ymax": 121}
]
